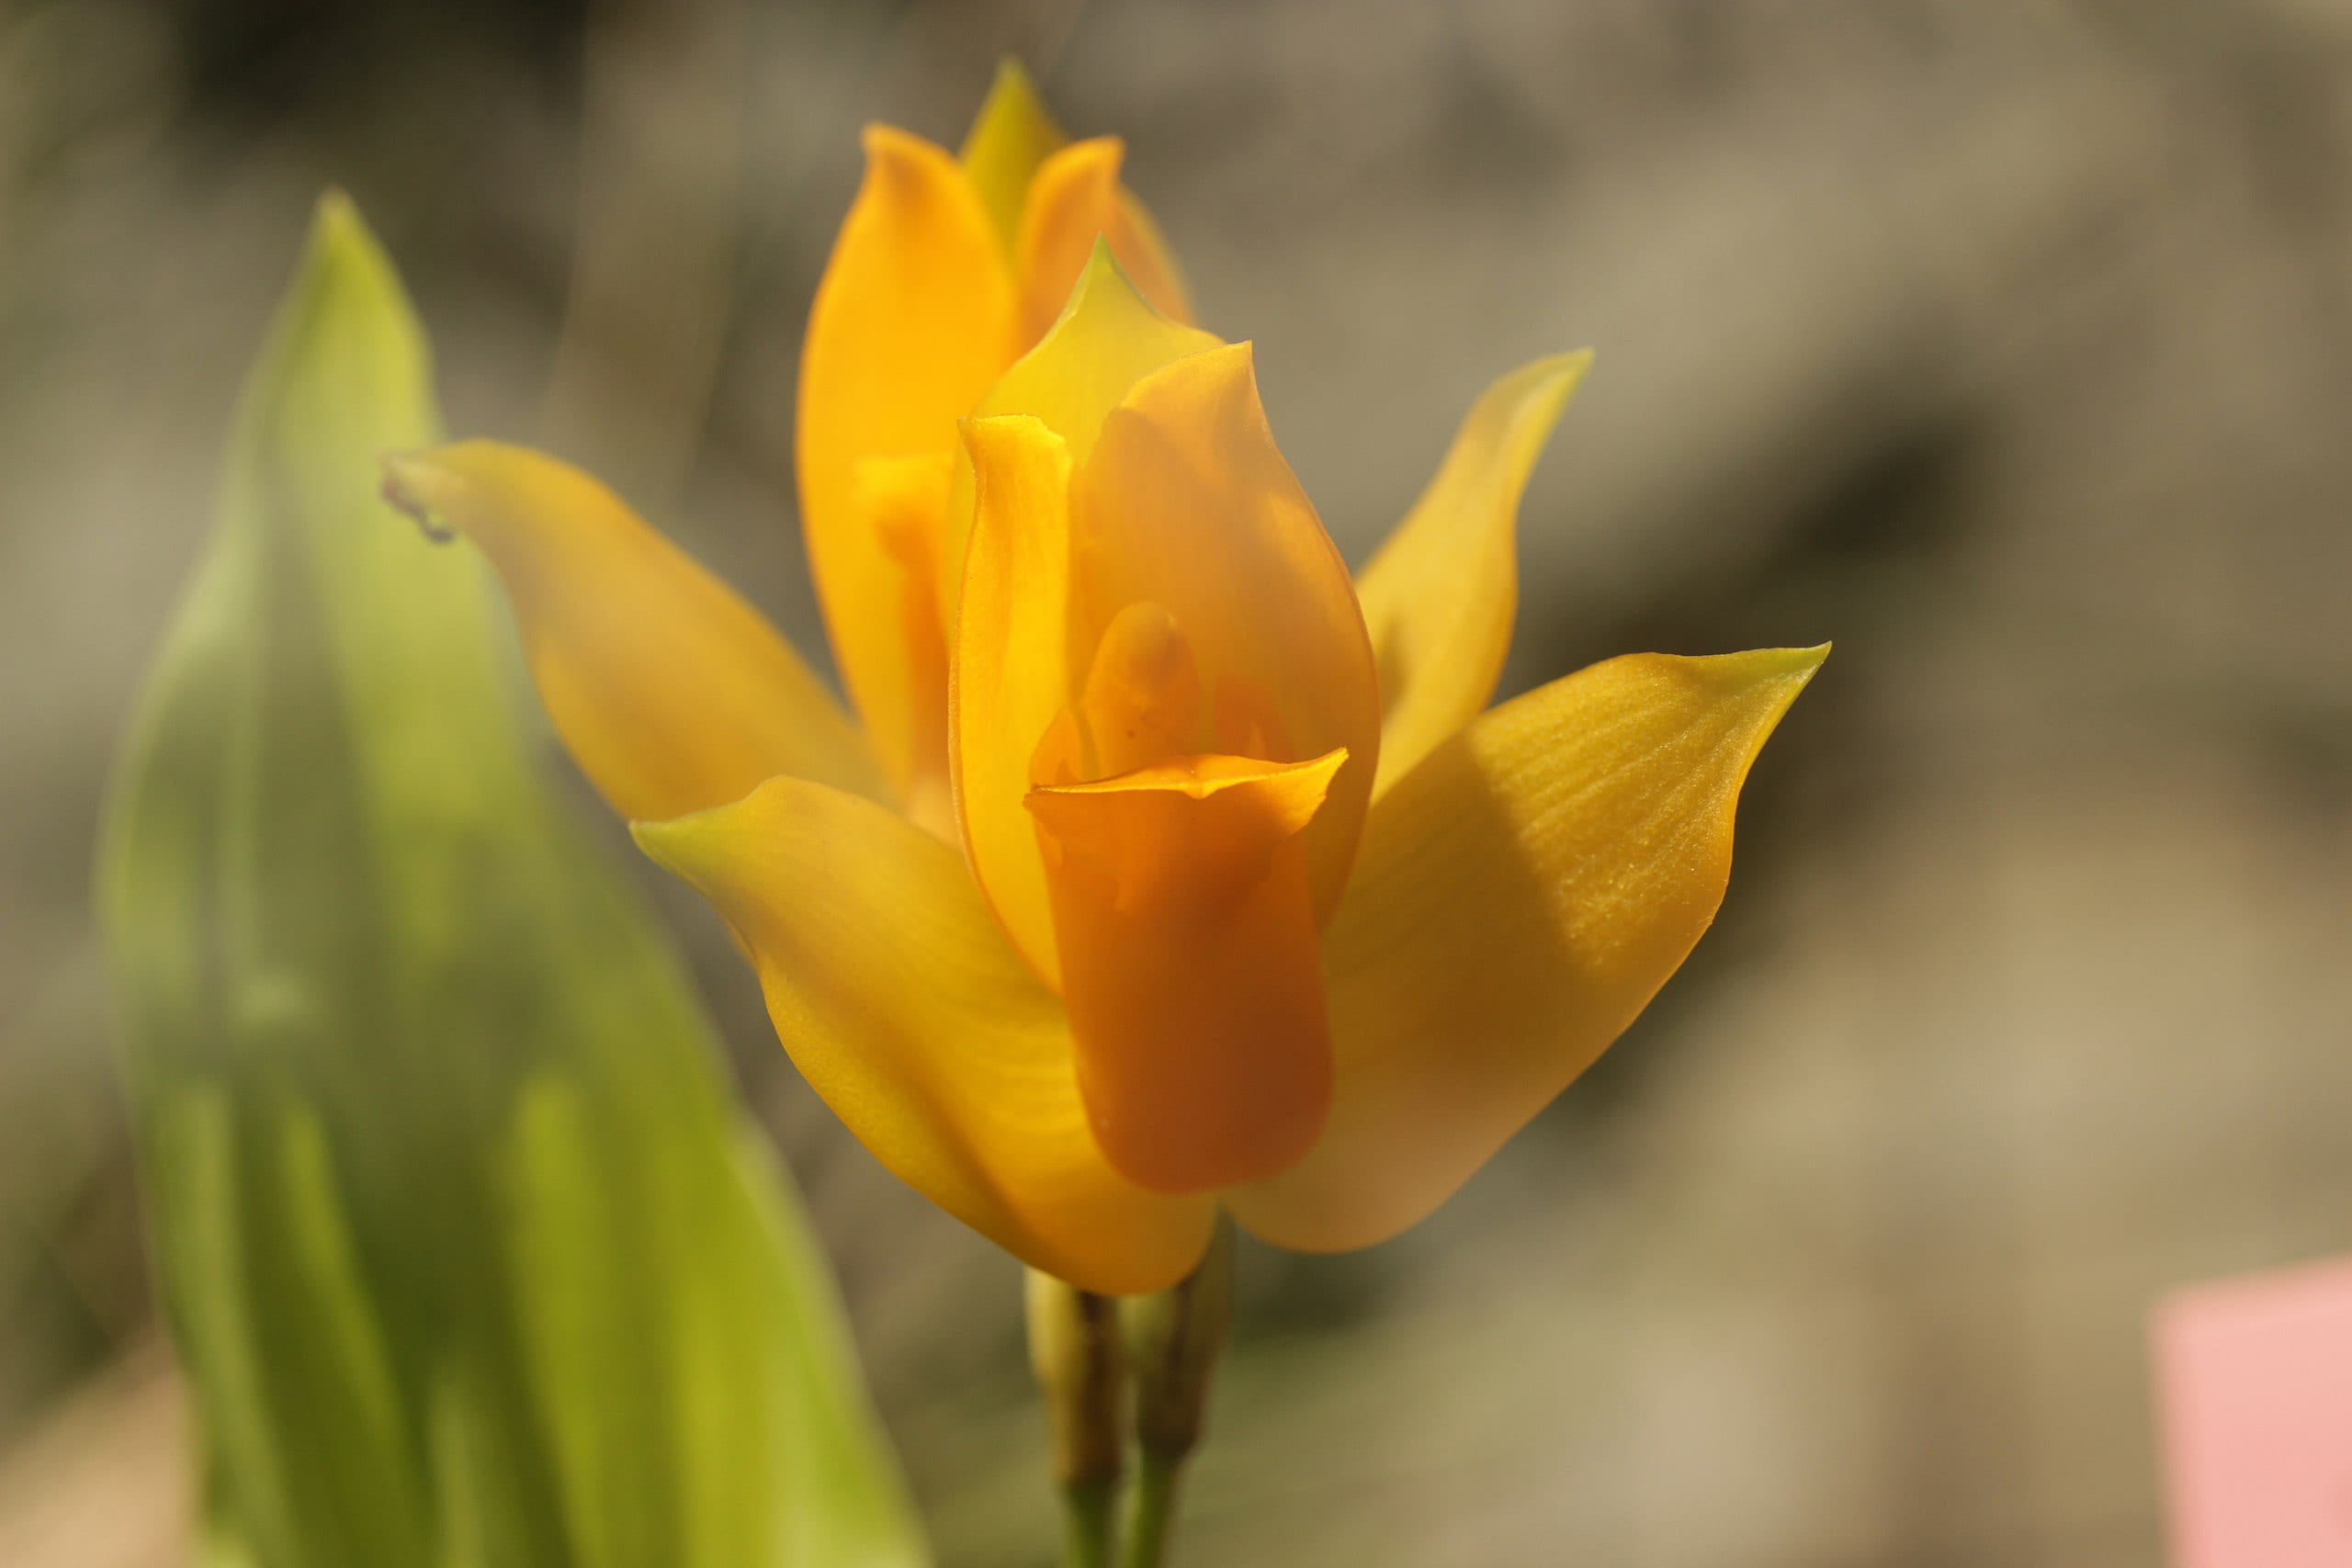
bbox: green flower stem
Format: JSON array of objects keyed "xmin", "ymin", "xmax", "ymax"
[
  {"xmin": 1119, "ymin": 1221, "xmax": 1234, "ymax": 1568},
  {"xmin": 1029, "ymin": 1270, "xmax": 1128, "ymax": 1568},
  {"xmin": 1119, "ymin": 1449, "xmax": 1184, "ymax": 1568},
  {"xmin": 1058, "ymin": 1476, "xmax": 1121, "ymax": 1568}
]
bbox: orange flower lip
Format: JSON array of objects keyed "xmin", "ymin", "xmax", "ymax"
[{"xmin": 1027, "ymin": 750, "xmax": 1348, "ymax": 1194}]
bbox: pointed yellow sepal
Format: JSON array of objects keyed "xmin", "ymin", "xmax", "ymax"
[
  {"xmin": 960, "ymin": 59, "xmax": 1070, "ymax": 253},
  {"xmin": 379, "ymin": 442, "xmax": 881, "ymax": 822},
  {"xmin": 1358, "ymin": 351, "xmax": 1592, "ymax": 794},
  {"xmin": 1229, "ymin": 645, "xmax": 1827, "ymax": 1249}
]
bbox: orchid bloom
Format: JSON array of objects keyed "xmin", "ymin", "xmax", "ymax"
[{"xmin": 383, "ymin": 73, "xmax": 1824, "ymax": 1295}]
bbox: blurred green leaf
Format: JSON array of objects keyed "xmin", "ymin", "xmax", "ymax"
[{"xmin": 99, "ymin": 193, "xmax": 928, "ymax": 1568}]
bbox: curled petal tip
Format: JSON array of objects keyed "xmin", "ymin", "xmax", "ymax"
[
  {"xmin": 626, "ymin": 810, "xmax": 684, "ymax": 866},
  {"xmin": 1498, "ymin": 350, "xmax": 1594, "ymax": 443},
  {"xmin": 628, "ymin": 796, "xmax": 740, "ymax": 887},
  {"xmin": 858, "ymin": 122, "xmax": 952, "ymax": 182},
  {"xmin": 377, "ymin": 450, "xmax": 457, "ymax": 543},
  {"xmin": 1529, "ymin": 348, "xmax": 1596, "ymax": 399}
]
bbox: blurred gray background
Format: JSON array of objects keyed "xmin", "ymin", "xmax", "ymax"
[{"xmin": 5, "ymin": 0, "xmax": 2352, "ymax": 1563}]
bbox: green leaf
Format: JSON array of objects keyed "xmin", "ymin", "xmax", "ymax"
[{"xmin": 100, "ymin": 193, "xmax": 928, "ymax": 1568}]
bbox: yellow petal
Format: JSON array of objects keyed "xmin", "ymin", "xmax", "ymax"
[
  {"xmin": 1357, "ymin": 353, "xmax": 1591, "ymax": 795},
  {"xmin": 799, "ymin": 125, "xmax": 1015, "ymax": 805},
  {"xmin": 1227, "ymin": 646, "xmax": 1827, "ymax": 1251},
  {"xmin": 1073, "ymin": 342, "xmax": 1382, "ymax": 920},
  {"xmin": 958, "ymin": 59, "xmax": 1069, "ymax": 254},
  {"xmin": 950, "ymin": 414, "xmax": 1076, "ymax": 987},
  {"xmin": 852, "ymin": 451, "xmax": 957, "ymax": 838},
  {"xmin": 1015, "ymin": 138, "xmax": 1195, "ymax": 345},
  {"xmin": 1027, "ymin": 750, "xmax": 1345, "ymax": 1194},
  {"xmin": 635, "ymin": 776, "xmax": 1216, "ymax": 1295},
  {"xmin": 379, "ymin": 442, "xmax": 881, "ymax": 822},
  {"xmin": 939, "ymin": 245, "xmax": 1218, "ymax": 638}
]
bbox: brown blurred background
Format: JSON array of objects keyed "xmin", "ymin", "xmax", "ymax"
[{"xmin": 5, "ymin": 0, "xmax": 2352, "ymax": 1563}]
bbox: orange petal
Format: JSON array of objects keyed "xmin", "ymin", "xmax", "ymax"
[
  {"xmin": 1073, "ymin": 343, "xmax": 1382, "ymax": 921},
  {"xmin": 1016, "ymin": 138, "xmax": 1194, "ymax": 345},
  {"xmin": 853, "ymin": 451, "xmax": 957, "ymax": 837},
  {"xmin": 379, "ymin": 442, "xmax": 881, "ymax": 822},
  {"xmin": 799, "ymin": 126, "xmax": 1015, "ymax": 805},
  {"xmin": 1026, "ymin": 750, "xmax": 1346, "ymax": 1193},
  {"xmin": 635, "ymin": 775, "xmax": 1216, "ymax": 1294},
  {"xmin": 951, "ymin": 414, "xmax": 1077, "ymax": 987},
  {"xmin": 1227, "ymin": 648, "xmax": 1826, "ymax": 1251}
]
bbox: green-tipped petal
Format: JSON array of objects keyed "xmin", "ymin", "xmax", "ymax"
[
  {"xmin": 959, "ymin": 59, "xmax": 1070, "ymax": 253},
  {"xmin": 940, "ymin": 243, "xmax": 1219, "ymax": 629}
]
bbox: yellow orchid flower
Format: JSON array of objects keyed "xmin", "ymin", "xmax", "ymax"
[{"xmin": 382, "ymin": 88, "xmax": 1823, "ymax": 1298}]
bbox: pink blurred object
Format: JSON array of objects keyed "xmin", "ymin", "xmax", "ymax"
[{"xmin": 2154, "ymin": 1254, "xmax": 2352, "ymax": 1567}]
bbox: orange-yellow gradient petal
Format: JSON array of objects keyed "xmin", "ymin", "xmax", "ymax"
[
  {"xmin": 1227, "ymin": 647, "xmax": 1827, "ymax": 1251},
  {"xmin": 1357, "ymin": 352, "xmax": 1591, "ymax": 795},
  {"xmin": 958, "ymin": 59, "xmax": 1068, "ymax": 253},
  {"xmin": 1074, "ymin": 343, "xmax": 1382, "ymax": 919},
  {"xmin": 1016, "ymin": 138, "xmax": 1194, "ymax": 346},
  {"xmin": 952, "ymin": 414, "xmax": 1076, "ymax": 987},
  {"xmin": 799, "ymin": 126, "xmax": 1015, "ymax": 804},
  {"xmin": 852, "ymin": 451, "xmax": 957, "ymax": 837},
  {"xmin": 634, "ymin": 777, "xmax": 1216, "ymax": 1295},
  {"xmin": 939, "ymin": 246, "xmax": 1217, "ymax": 639},
  {"xmin": 379, "ymin": 442, "xmax": 880, "ymax": 822},
  {"xmin": 1027, "ymin": 750, "xmax": 1345, "ymax": 1194}
]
